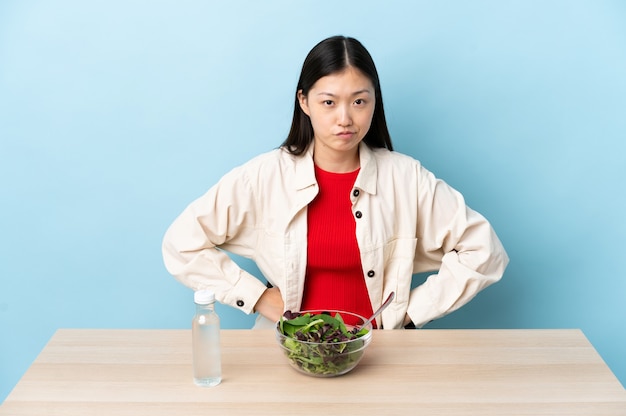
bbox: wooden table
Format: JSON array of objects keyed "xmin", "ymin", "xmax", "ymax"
[{"xmin": 1, "ymin": 329, "xmax": 625, "ymax": 415}]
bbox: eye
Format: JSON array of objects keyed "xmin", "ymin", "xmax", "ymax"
[
  {"xmin": 323, "ymin": 100, "xmax": 334, "ymax": 106},
  {"xmin": 354, "ymin": 98, "xmax": 366, "ymax": 105}
]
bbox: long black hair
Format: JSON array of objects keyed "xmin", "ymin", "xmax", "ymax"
[{"xmin": 282, "ymin": 36, "xmax": 393, "ymax": 155}]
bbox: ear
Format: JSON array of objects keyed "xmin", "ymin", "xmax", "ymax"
[{"xmin": 297, "ymin": 90, "xmax": 310, "ymax": 116}]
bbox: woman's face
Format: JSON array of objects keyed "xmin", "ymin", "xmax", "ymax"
[{"xmin": 298, "ymin": 66, "xmax": 375, "ymax": 168}]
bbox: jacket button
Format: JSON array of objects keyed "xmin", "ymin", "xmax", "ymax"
[
  {"xmin": 236, "ymin": 300, "xmax": 244, "ymax": 307},
  {"xmin": 352, "ymin": 189, "xmax": 360, "ymax": 197},
  {"xmin": 367, "ymin": 270, "xmax": 375, "ymax": 278},
  {"xmin": 355, "ymin": 211, "xmax": 362, "ymax": 219}
]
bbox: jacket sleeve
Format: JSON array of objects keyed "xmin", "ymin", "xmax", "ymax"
[
  {"xmin": 161, "ymin": 165, "xmax": 268, "ymax": 314},
  {"xmin": 407, "ymin": 165, "xmax": 509, "ymax": 327}
]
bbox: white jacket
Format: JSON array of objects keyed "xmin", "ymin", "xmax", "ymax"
[{"xmin": 162, "ymin": 143, "xmax": 509, "ymax": 329}]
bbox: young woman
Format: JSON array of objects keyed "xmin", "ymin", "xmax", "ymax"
[{"xmin": 162, "ymin": 36, "xmax": 509, "ymax": 329}]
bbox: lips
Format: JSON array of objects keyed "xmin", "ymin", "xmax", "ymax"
[{"xmin": 336, "ymin": 131, "xmax": 356, "ymax": 138}]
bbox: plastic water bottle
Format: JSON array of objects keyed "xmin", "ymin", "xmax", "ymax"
[{"xmin": 192, "ymin": 289, "xmax": 222, "ymax": 387}]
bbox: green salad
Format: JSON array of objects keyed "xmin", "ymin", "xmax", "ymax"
[{"xmin": 277, "ymin": 310, "xmax": 370, "ymax": 376}]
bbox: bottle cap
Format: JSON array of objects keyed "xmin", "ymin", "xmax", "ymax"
[{"xmin": 194, "ymin": 289, "xmax": 215, "ymax": 305}]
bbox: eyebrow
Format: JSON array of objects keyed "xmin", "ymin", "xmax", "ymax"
[{"xmin": 316, "ymin": 89, "xmax": 372, "ymax": 97}]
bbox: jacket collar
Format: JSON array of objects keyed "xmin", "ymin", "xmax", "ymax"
[
  {"xmin": 292, "ymin": 141, "xmax": 378, "ymax": 195},
  {"xmin": 293, "ymin": 144, "xmax": 317, "ymax": 191},
  {"xmin": 355, "ymin": 142, "xmax": 378, "ymax": 195}
]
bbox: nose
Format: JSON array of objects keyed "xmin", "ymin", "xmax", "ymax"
[{"xmin": 337, "ymin": 105, "xmax": 353, "ymax": 127}]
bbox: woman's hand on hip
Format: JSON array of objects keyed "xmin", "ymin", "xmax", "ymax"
[{"xmin": 253, "ymin": 287, "xmax": 284, "ymax": 323}]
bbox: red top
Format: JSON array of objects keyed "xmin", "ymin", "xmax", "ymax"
[{"xmin": 300, "ymin": 165, "xmax": 375, "ymax": 327}]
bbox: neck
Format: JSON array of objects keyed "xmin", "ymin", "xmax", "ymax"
[{"xmin": 312, "ymin": 147, "xmax": 360, "ymax": 173}]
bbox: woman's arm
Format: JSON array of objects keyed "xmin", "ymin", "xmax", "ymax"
[
  {"xmin": 407, "ymin": 166, "xmax": 509, "ymax": 327},
  {"xmin": 162, "ymin": 165, "xmax": 268, "ymax": 315}
]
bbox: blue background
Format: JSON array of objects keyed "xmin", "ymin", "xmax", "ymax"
[{"xmin": 1, "ymin": 0, "xmax": 625, "ymax": 401}]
